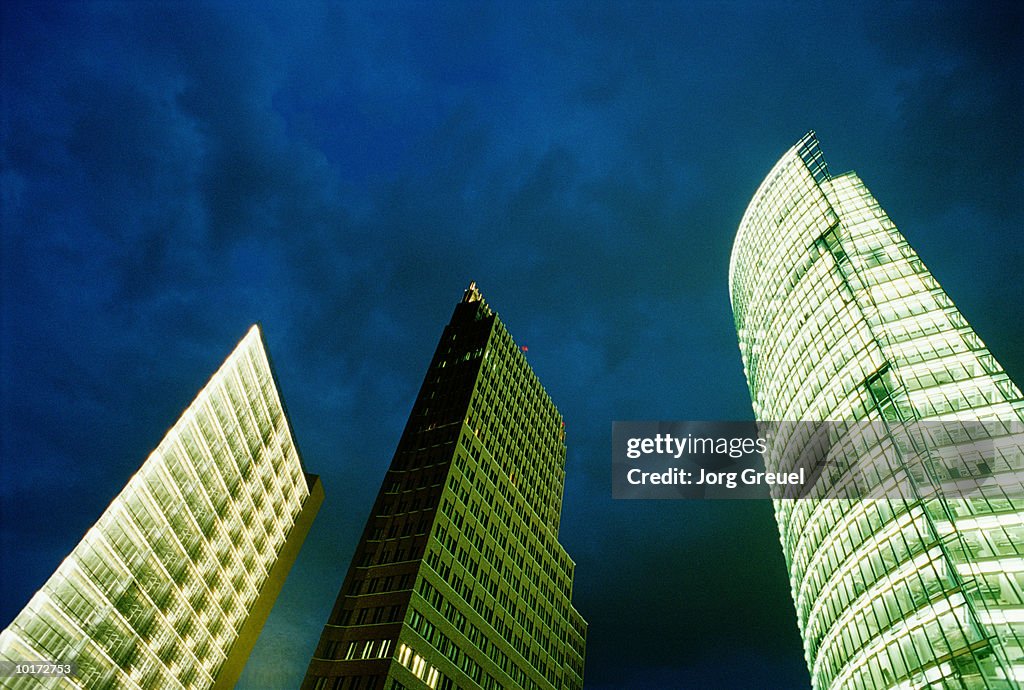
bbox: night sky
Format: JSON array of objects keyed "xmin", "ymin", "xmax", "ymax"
[{"xmin": 2, "ymin": 2, "xmax": 1022, "ymax": 689}]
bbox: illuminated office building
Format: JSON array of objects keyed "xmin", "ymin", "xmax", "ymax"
[
  {"xmin": 303, "ymin": 283, "xmax": 586, "ymax": 690},
  {"xmin": 0, "ymin": 325, "xmax": 323, "ymax": 689},
  {"xmin": 730, "ymin": 132, "xmax": 1024, "ymax": 689}
]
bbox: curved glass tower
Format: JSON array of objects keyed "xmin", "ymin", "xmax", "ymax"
[{"xmin": 730, "ymin": 133, "xmax": 1024, "ymax": 690}]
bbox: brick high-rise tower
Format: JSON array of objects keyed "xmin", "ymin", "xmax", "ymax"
[{"xmin": 303, "ymin": 283, "xmax": 586, "ymax": 690}]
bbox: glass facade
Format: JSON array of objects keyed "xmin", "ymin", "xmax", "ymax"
[
  {"xmin": 303, "ymin": 283, "xmax": 586, "ymax": 690},
  {"xmin": 0, "ymin": 325, "xmax": 323, "ymax": 690},
  {"xmin": 730, "ymin": 133, "xmax": 1024, "ymax": 689}
]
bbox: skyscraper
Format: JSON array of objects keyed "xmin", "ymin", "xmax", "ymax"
[
  {"xmin": 303, "ymin": 283, "xmax": 586, "ymax": 690},
  {"xmin": 730, "ymin": 132, "xmax": 1024, "ymax": 689},
  {"xmin": 0, "ymin": 325, "xmax": 323, "ymax": 690}
]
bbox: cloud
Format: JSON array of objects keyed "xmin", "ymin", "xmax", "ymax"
[
  {"xmin": 3, "ymin": 3, "xmax": 1020, "ymax": 688},
  {"xmin": 864, "ymin": 1, "xmax": 1023, "ymax": 212}
]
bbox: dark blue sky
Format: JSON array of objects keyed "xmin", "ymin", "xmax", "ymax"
[{"xmin": 2, "ymin": 2, "xmax": 1021, "ymax": 689}]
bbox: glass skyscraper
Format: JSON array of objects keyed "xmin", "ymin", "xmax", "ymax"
[
  {"xmin": 303, "ymin": 283, "xmax": 586, "ymax": 690},
  {"xmin": 730, "ymin": 133, "xmax": 1024, "ymax": 689},
  {"xmin": 0, "ymin": 325, "xmax": 323, "ymax": 689}
]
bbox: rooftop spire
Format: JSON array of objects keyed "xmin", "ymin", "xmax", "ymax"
[
  {"xmin": 462, "ymin": 280, "xmax": 483, "ymax": 304},
  {"xmin": 460, "ymin": 280, "xmax": 492, "ymax": 317}
]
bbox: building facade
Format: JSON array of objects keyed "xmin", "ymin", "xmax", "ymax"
[
  {"xmin": 730, "ymin": 132, "xmax": 1024, "ymax": 689},
  {"xmin": 303, "ymin": 283, "xmax": 586, "ymax": 690},
  {"xmin": 0, "ymin": 325, "xmax": 323, "ymax": 690}
]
